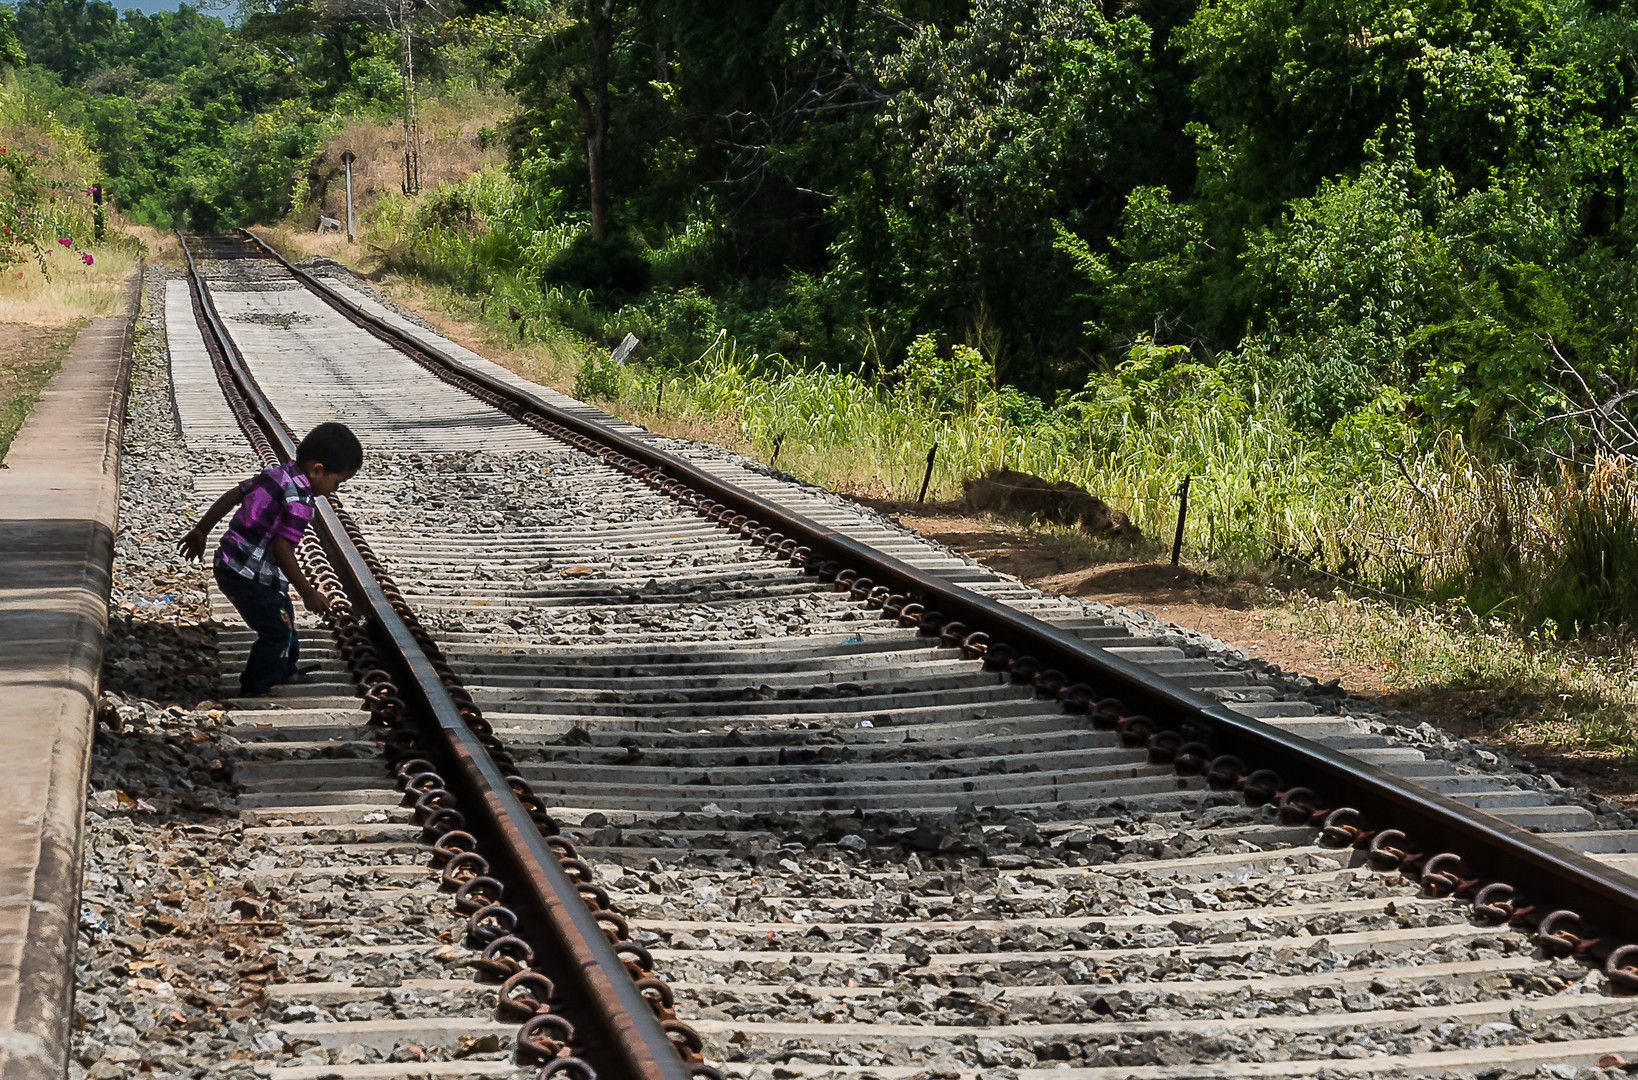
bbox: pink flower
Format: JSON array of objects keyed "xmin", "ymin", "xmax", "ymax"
[
  {"xmin": 81, "ymin": 252, "xmax": 94, "ymax": 266},
  {"xmin": 57, "ymin": 237, "xmax": 72, "ymax": 247}
]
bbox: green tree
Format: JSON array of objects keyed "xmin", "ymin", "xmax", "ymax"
[
  {"xmin": 1055, "ymin": 186, "xmax": 1210, "ymax": 348},
  {"xmin": 507, "ymin": 0, "xmax": 658, "ymax": 240},
  {"xmin": 0, "ymin": 5, "xmax": 25, "ymax": 71},
  {"xmin": 14, "ymin": 0, "xmax": 120, "ymax": 82},
  {"xmin": 824, "ymin": 0, "xmax": 1165, "ymax": 386},
  {"xmin": 1240, "ymin": 140, "xmax": 1443, "ymax": 427}
]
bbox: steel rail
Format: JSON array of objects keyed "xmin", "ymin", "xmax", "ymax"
[
  {"xmin": 237, "ymin": 229, "xmax": 1638, "ymax": 955},
  {"xmin": 179, "ymin": 233, "xmax": 692, "ymax": 1080}
]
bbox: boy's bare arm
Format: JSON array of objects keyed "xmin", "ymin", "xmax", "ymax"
[
  {"xmin": 271, "ymin": 536, "xmax": 331, "ymax": 614},
  {"xmin": 177, "ymin": 487, "xmax": 244, "ymax": 561}
]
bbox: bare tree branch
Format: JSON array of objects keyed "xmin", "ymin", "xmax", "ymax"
[
  {"xmin": 1382, "ymin": 449, "xmax": 1433, "ymax": 501},
  {"xmin": 712, "ymin": 14, "xmax": 892, "ymax": 220},
  {"xmin": 1542, "ymin": 336, "xmax": 1638, "ymax": 463}
]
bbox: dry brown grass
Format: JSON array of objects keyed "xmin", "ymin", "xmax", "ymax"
[
  {"xmin": 0, "ymin": 322, "xmax": 77, "ymax": 465},
  {"xmin": 257, "ymin": 226, "xmax": 359, "ymax": 265},
  {"xmin": 0, "ymin": 242, "xmax": 141, "ymax": 325},
  {"xmin": 283, "ymin": 93, "xmax": 512, "ymax": 234},
  {"xmin": 122, "ymin": 225, "xmax": 181, "ymax": 264}
]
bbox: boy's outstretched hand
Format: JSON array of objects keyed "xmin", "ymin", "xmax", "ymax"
[
  {"xmin": 181, "ymin": 487, "xmax": 246, "ymax": 562},
  {"xmin": 298, "ymin": 586, "xmax": 333, "ymax": 616},
  {"xmin": 177, "ymin": 525, "xmax": 208, "ymax": 562}
]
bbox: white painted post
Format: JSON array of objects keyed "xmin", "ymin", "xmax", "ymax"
[{"xmin": 341, "ymin": 149, "xmax": 356, "ymax": 243}]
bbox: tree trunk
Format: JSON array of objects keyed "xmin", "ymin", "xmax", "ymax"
[
  {"xmin": 589, "ymin": 80, "xmax": 610, "ymax": 238},
  {"xmin": 576, "ymin": 0, "xmax": 615, "ymax": 240}
]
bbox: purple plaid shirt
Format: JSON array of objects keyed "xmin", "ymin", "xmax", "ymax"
[{"xmin": 216, "ymin": 462, "xmax": 315, "ymax": 587}]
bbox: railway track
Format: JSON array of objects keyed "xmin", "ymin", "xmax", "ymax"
[{"xmin": 74, "ymin": 232, "xmax": 1638, "ymax": 1080}]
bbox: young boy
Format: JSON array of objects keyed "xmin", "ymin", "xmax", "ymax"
[{"xmin": 178, "ymin": 422, "xmax": 363, "ymax": 697}]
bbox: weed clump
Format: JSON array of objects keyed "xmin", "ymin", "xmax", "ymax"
[
  {"xmin": 1450, "ymin": 459, "xmax": 1638, "ymax": 635},
  {"xmin": 572, "ymin": 353, "xmax": 622, "ymax": 401}
]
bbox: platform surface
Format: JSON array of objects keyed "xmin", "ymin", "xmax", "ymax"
[{"xmin": 0, "ymin": 278, "xmax": 139, "ymax": 1080}]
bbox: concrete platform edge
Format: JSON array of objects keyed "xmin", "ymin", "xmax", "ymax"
[{"xmin": 0, "ymin": 270, "xmax": 142, "ymax": 1080}]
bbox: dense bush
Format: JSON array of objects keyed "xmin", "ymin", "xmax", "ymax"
[
  {"xmin": 572, "ymin": 352, "xmax": 622, "ymax": 401},
  {"xmin": 497, "ymin": 0, "xmax": 1638, "ymax": 445},
  {"xmin": 0, "ymin": 144, "xmax": 48, "ymax": 268},
  {"xmin": 0, "ymin": 76, "xmax": 107, "ymax": 266},
  {"xmin": 541, "ymin": 232, "xmax": 651, "ymax": 300}
]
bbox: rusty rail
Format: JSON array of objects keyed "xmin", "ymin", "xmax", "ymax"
[{"xmin": 179, "ymin": 233, "xmax": 698, "ymax": 1080}]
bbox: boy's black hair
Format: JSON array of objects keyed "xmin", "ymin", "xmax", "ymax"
[{"xmin": 296, "ymin": 422, "xmax": 363, "ymax": 473}]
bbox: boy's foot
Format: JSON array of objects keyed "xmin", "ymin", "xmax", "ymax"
[
  {"xmin": 276, "ymin": 671, "xmax": 316, "ymax": 686},
  {"xmin": 296, "ymin": 663, "xmax": 322, "ymax": 675}
]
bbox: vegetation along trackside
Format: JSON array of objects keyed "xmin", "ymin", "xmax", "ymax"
[{"xmin": 12, "ymin": 0, "xmax": 1638, "ymax": 760}]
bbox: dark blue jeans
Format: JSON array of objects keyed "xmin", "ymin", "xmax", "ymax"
[{"xmin": 215, "ymin": 563, "xmax": 299, "ymax": 696}]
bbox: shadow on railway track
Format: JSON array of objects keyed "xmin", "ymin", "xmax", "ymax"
[{"xmin": 101, "ymin": 611, "xmax": 222, "ymax": 708}]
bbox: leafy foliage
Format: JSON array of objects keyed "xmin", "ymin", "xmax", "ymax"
[
  {"xmin": 572, "ymin": 350, "xmax": 623, "ymax": 400},
  {"xmin": 898, "ymin": 333, "xmax": 993, "ymax": 417},
  {"xmin": 0, "ymin": 6, "xmax": 24, "ymax": 72},
  {"xmin": 20, "ymin": 0, "xmax": 1638, "ymax": 436},
  {"xmin": 0, "ymin": 144, "xmax": 47, "ymax": 268},
  {"xmin": 450, "ymin": 0, "xmax": 1638, "ymax": 458},
  {"xmin": 542, "ymin": 231, "xmax": 651, "ymax": 299},
  {"xmin": 820, "ymin": 0, "xmax": 1165, "ymax": 385},
  {"xmin": 11, "ymin": 0, "xmax": 318, "ymax": 224}
]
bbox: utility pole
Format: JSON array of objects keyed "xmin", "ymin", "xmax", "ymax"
[
  {"xmin": 341, "ymin": 150, "xmax": 356, "ymax": 242},
  {"xmin": 399, "ymin": 0, "xmax": 420, "ymax": 194}
]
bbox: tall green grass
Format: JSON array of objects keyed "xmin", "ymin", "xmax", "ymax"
[
  {"xmin": 575, "ymin": 328, "xmax": 1638, "ymax": 636},
  {"xmin": 584, "ymin": 330, "xmax": 1387, "ymax": 551}
]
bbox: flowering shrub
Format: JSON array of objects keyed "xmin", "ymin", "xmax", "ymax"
[{"xmin": 0, "ymin": 146, "xmax": 46, "ymax": 271}]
